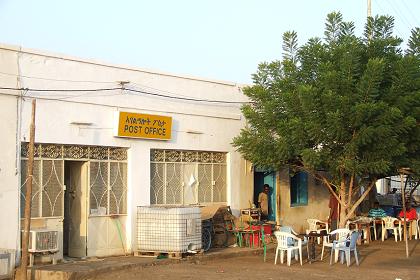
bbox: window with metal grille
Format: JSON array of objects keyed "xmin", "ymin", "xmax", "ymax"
[
  {"xmin": 89, "ymin": 161, "xmax": 128, "ymax": 216},
  {"xmin": 150, "ymin": 149, "xmax": 227, "ymax": 205},
  {"xmin": 20, "ymin": 143, "xmax": 128, "ymax": 217},
  {"xmin": 20, "ymin": 159, "xmax": 64, "ymax": 217}
]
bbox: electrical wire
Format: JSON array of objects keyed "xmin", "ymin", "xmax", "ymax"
[
  {"xmin": 0, "ymin": 86, "xmax": 250, "ymax": 104},
  {"xmin": 0, "ymin": 70, "xmax": 116, "ymax": 84},
  {"xmin": 375, "ymin": 0, "xmax": 406, "ymax": 39},
  {"xmin": 124, "ymin": 87, "xmax": 247, "ymax": 104},
  {"xmin": 131, "ymin": 82, "xmax": 208, "ymax": 100},
  {"xmin": 28, "ymin": 92, "xmax": 125, "ymax": 100},
  {"xmin": 2, "ymin": 87, "xmax": 123, "ymax": 101},
  {"xmin": 0, "ymin": 86, "xmax": 121, "ymax": 92},
  {"xmin": 0, "ymin": 92, "xmax": 242, "ymax": 121},
  {"xmin": 384, "ymin": 0, "xmax": 414, "ymax": 32},
  {"xmin": 0, "ymin": 71, "xmax": 246, "ymax": 101},
  {"xmin": 401, "ymin": 0, "xmax": 420, "ymax": 27}
]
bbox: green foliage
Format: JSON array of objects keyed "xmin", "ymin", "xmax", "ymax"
[
  {"xmin": 407, "ymin": 27, "xmax": 420, "ymax": 57},
  {"xmin": 324, "ymin": 12, "xmax": 343, "ymax": 43},
  {"xmin": 282, "ymin": 31, "xmax": 298, "ymax": 63},
  {"xmin": 234, "ymin": 12, "xmax": 420, "ymax": 186}
]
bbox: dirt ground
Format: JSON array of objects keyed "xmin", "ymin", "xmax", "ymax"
[{"xmin": 90, "ymin": 240, "xmax": 419, "ymax": 280}]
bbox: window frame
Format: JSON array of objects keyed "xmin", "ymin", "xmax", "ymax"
[
  {"xmin": 20, "ymin": 143, "xmax": 128, "ymax": 218},
  {"xmin": 150, "ymin": 149, "xmax": 227, "ymax": 206},
  {"xmin": 290, "ymin": 171, "xmax": 308, "ymax": 207}
]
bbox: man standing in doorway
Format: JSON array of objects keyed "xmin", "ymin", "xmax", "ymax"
[{"xmin": 258, "ymin": 184, "xmax": 270, "ymax": 221}]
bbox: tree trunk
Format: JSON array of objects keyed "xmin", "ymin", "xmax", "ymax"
[
  {"xmin": 328, "ymin": 179, "xmax": 377, "ymax": 228},
  {"xmin": 312, "ymin": 170, "xmax": 377, "ymax": 229},
  {"xmin": 339, "ymin": 210, "xmax": 348, "ymax": 228}
]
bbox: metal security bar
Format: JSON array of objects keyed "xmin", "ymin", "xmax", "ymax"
[
  {"xmin": 150, "ymin": 149, "xmax": 227, "ymax": 205},
  {"xmin": 20, "ymin": 159, "xmax": 43, "ymax": 218},
  {"xmin": 21, "ymin": 143, "xmax": 128, "ymax": 161},
  {"xmin": 21, "ymin": 143, "xmax": 128, "ymax": 217},
  {"xmin": 109, "ymin": 162, "xmax": 128, "ymax": 214},
  {"xmin": 20, "ymin": 159, "xmax": 64, "ymax": 217},
  {"xmin": 89, "ymin": 161, "xmax": 128, "ymax": 215},
  {"xmin": 89, "ymin": 161, "xmax": 109, "ymax": 215}
]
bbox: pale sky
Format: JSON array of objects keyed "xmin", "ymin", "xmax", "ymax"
[{"xmin": 0, "ymin": 0, "xmax": 419, "ymax": 84}]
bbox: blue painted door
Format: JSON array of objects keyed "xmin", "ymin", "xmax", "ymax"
[{"xmin": 254, "ymin": 171, "xmax": 276, "ymax": 221}]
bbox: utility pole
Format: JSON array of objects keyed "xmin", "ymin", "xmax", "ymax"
[
  {"xmin": 367, "ymin": 0, "xmax": 372, "ymax": 40},
  {"xmin": 399, "ymin": 168, "xmax": 411, "ymax": 259},
  {"xmin": 16, "ymin": 99, "xmax": 36, "ymax": 280},
  {"xmin": 401, "ymin": 173, "xmax": 409, "ymax": 258}
]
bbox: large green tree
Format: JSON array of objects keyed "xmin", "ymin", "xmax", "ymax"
[{"xmin": 234, "ymin": 12, "xmax": 420, "ymax": 226}]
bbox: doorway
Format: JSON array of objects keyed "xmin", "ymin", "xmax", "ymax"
[
  {"xmin": 64, "ymin": 161, "xmax": 88, "ymax": 258},
  {"xmin": 254, "ymin": 170, "xmax": 276, "ymax": 221}
]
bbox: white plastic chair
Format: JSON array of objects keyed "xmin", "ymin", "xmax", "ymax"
[
  {"xmin": 306, "ymin": 219, "xmax": 329, "ymax": 244},
  {"xmin": 321, "ymin": 228, "xmax": 350, "ymax": 261},
  {"xmin": 346, "ymin": 217, "xmax": 373, "ymax": 244},
  {"xmin": 279, "ymin": 226, "xmax": 299, "ymax": 235},
  {"xmin": 279, "ymin": 226, "xmax": 308, "ymax": 245},
  {"xmin": 401, "ymin": 218, "xmax": 419, "ymax": 240},
  {"xmin": 274, "ymin": 231, "xmax": 303, "ymax": 266},
  {"xmin": 330, "ymin": 231, "xmax": 360, "ymax": 267},
  {"xmin": 412, "ymin": 219, "xmax": 418, "ymax": 240},
  {"xmin": 381, "ymin": 217, "xmax": 401, "ymax": 242},
  {"xmin": 279, "ymin": 226, "xmax": 308, "ymax": 259},
  {"xmin": 369, "ymin": 219, "xmax": 377, "ymax": 241},
  {"xmin": 408, "ymin": 219, "xmax": 418, "ymax": 240},
  {"xmin": 417, "ymin": 219, "xmax": 420, "ymax": 240}
]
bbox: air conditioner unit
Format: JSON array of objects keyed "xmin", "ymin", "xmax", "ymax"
[
  {"xmin": 0, "ymin": 249, "xmax": 16, "ymax": 278},
  {"xmin": 27, "ymin": 230, "xmax": 59, "ymax": 253}
]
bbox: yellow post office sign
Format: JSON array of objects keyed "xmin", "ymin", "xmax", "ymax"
[{"xmin": 115, "ymin": 111, "xmax": 172, "ymax": 140}]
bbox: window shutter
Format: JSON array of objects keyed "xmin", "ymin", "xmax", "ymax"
[{"xmin": 299, "ymin": 172, "xmax": 308, "ymax": 205}]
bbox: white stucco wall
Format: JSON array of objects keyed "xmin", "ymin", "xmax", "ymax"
[
  {"xmin": 0, "ymin": 94, "xmax": 19, "ymax": 250},
  {"xmin": 0, "ymin": 47, "xmax": 20, "ymax": 253},
  {"xmin": 0, "ymin": 44, "xmax": 251, "ymax": 255}
]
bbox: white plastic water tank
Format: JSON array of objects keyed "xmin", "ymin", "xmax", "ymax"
[{"xmin": 136, "ymin": 206, "xmax": 202, "ymax": 252}]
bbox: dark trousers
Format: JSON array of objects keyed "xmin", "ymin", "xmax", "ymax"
[
  {"xmin": 261, "ymin": 213, "xmax": 268, "ymax": 221},
  {"xmin": 330, "ymin": 219, "xmax": 338, "ymax": 232},
  {"xmin": 371, "ymin": 224, "xmax": 382, "ymax": 239}
]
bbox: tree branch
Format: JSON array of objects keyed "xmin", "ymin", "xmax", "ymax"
[
  {"xmin": 352, "ymin": 184, "xmax": 362, "ymax": 195},
  {"xmin": 321, "ymin": 177, "xmax": 342, "ymax": 205},
  {"xmin": 345, "ymin": 179, "xmax": 376, "ymax": 220},
  {"xmin": 409, "ymin": 180, "xmax": 419, "ymax": 196},
  {"xmin": 291, "ymin": 164, "xmax": 343, "ymax": 206},
  {"xmin": 339, "ymin": 176, "xmax": 347, "ymax": 209},
  {"xmin": 347, "ymin": 173, "xmax": 354, "ymax": 206}
]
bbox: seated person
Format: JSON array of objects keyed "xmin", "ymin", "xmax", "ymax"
[
  {"xmin": 398, "ymin": 203, "xmax": 418, "ymax": 238},
  {"xmin": 368, "ymin": 201, "xmax": 386, "ymax": 239},
  {"xmin": 398, "ymin": 203, "xmax": 418, "ymax": 221},
  {"xmin": 368, "ymin": 202, "xmax": 387, "ymax": 218}
]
